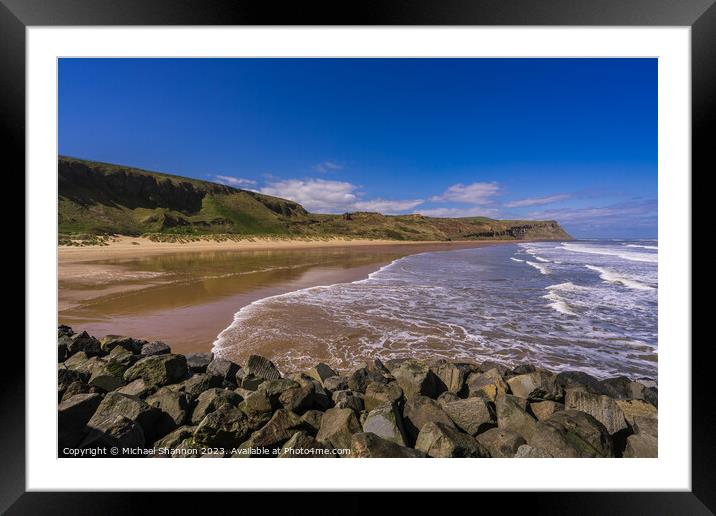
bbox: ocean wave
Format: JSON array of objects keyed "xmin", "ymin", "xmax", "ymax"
[
  {"xmin": 561, "ymin": 242, "xmax": 657, "ymax": 263},
  {"xmin": 534, "ymin": 256, "xmax": 551, "ymax": 263},
  {"xmin": 625, "ymin": 244, "xmax": 658, "ymax": 250},
  {"xmin": 526, "ymin": 261, "xmax": 550, "ymax": 275},
  {"xmin": 542, "ymin": 291, "xmax": 577, "ymax": 316},
  {"xmin": 510, "ymin": 257, "xmax": 524, "ymax": 263},
  {"xmin": 585, "ymin": 265, "xmax": 655, "ymax": 291}
]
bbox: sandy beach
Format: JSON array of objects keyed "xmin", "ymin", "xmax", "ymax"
[{"xmin": 59, "ymin": 237, "xmax": 506, "ymax": 355}]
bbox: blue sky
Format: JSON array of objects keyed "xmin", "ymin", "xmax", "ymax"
[{"xmin": 59, "ymin": 58, "xmax": 657, "ymax": 238}]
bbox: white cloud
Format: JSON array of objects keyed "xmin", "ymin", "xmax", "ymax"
[
  {"xmin": 354, "ymin": 198, "xmax": 424, "ymax": 214},
  {"xmin": 431, "ymin": 182, "xmax": 500, "ymax": 204},
  {"xmin": 504, "ymin": 194, "xmax": 570, "ymax": 208},
  {"xmin": 213, "ymin": 175, "xmax": 257, "ymax": 187},
  {"xmin": 314, "ymin": 161, "xmax": 344, "ymax": 173},
  {"xmin": 417, "ymin": 206, "xmax": 500, "ymax": 218}
]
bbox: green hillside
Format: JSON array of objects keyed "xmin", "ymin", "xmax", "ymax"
[{"xmin": 58, "ymin": 156, "xmax": 571, "ymax": 242}]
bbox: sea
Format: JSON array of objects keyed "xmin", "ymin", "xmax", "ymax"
[{"xmin": 213, "ymin": 240, "xmax": 658, "ymax": 381}]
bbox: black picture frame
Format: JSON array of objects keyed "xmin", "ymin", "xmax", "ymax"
[{"xmin": 5, "ymin": 0, "xmax": 711, "ymax": 513}]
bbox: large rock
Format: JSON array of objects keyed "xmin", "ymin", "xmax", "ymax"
[
  {"xmin": 58, "ymin": 367, "xmax": 89, "ymax": 400},
  {"xmin": 58, "ymin": 393, "xmax": 103, "ymax": 449},
  {"xmin": 316, "ymin": 408, "xmax": 362, "ymax": 450},
  {"xmin": 332, "ymin": 390, "xmax": 364, "ymax": 412},
  {"xmin": 244, "ymin": 354, "xmax": 282, "ymax": 381},
  {"xmin": 362, "ymin": 404, "xmax": 408, "ymax": 446},
  {"xmin": 415, "ymin": 422, "xmax": 490, "ymax": 458},
  {"xmin": 507, "ymin": 371, "xmax": 563, "ymax": 401},
  {"xmin": 140, "ymin": 341, "xmax": 171, "ymax": 356},
  {"xmin": 495, "ymin": 394, "xmax": 538, "ymax": 441},
  {"xmin": 58, "ymin": 338, "xmax": 69, "ymax": 362},
  {"xmin": 402, "ymin": 395, "xmax": 455, "ymax": 444},
  {"xmin": 239, "ymin": 390, "xmax": 273, "ymax": 417},
  {"xmin": 530, "ymin": 400, "xmax": 565, "ymax": 421},
  {"xmin": 529, "ymin": 410, "xmax": 614, "ymax": 458},
  {"xmin": 299, "ymin": 410, "xmax": 324, "ymax": 435},
  {"xmin": 64, "ymin": 351, "xmax": 90, "ymax": 370},
  {"xmin": 60, "ymin": 381, "xmax": 95, "ymax": 402},
  {"xmin": 431, "ymin": 361, "xmax": 469, "ymax": 395},
  {"xmin": 58, "ymin": 325, "xmax": 74, "ymax": 338},
  {"xmin": 564, "ymin": 388, "xmax": 628, "ymax": 435},
  {"xmin": 193, "ymin": 404, "xmax": 253, "ymax": 447},
  {"xmin": 123, "ymin": 354, "xmax": 188, "ymax": 388},
  {"xmin": 475, "ymin": 428, "xmax": 526, "ymax": 458},
  {"xmin": 87, "ymin": 392, "xmax": 161, "ymax": 442},
  {"xmin": 258, "ymin": 378, "xmax": 300, "ymax": 407},
  {"xmin": 623, "ymin": 433, "xmax": 657, "ymax": 458},
  {"xmin": 555, "ymin": 371, "xmax": 609, "ymax": 395},
  {"xmin": 442, "ymin": 397, "xmax": 495, "ymax": 436},
  {"xmin": 87, "ymin": 359, "xmax": 128, "ymax": 392},
  {"xmin": 116, "ymin": 378, "xmax": 154, "ymax": 398},
  {"xmin": 153, "ymin": 426, "xmax": 197, "ymax": 451},
  {"xmin": 308, "ymin": 363, "xmax": 337, "ymax": 385},
  {"xmin": 350, "ymin": 432, "xmax": 425, "ymax": 458},
  {"xmin": 67, "ymin": 331, "xmax": 103, "ymax": 357},
  {"xmin": 107, "ymin": 346, "xmax": 140, "ymax": 368},
  {"xmin": 244, "ymin": 409, "xmax": 303, "ymax": 451},
  {"xmin": 600, "ymin": 376, "xmax": 647, "ymax": 400},
  {"xmin": 182, "ymin": 373, "xmax": 222, "ymax": 398},
  {"xmin": 80, "ymin": 415, "xmax": 145, "ymax": 453},
  {"xmin": 615, "ymin": 399, "xmax": 658, "ymax": 427},
  {"xmin": 392, "ymin": 360, "xmax": 439, "ymax": 399},
  {"xmin": 100, "ymin": 335, "xmax": 144, "ymax": 355},
  {"xmin": 191, "ymin": 388, "xmax": 242, "ymax": 424},
  {"xmin": 466, "ymin": 368, "xmax": 509, "ymax": 402},
  {"xmin": 185, "ymin": 352, "xmax": 214, "ymax": 373},
  {"xmin": 348, "ymin": 366, "xmax": 388, "ymax": 393},
  {"xmin": 206, "ymin": 358, "xmax": 240, "ymax": 387},
  {"xmin": 514, "ymin": 444, "xmax": 553, "ymax": 458},
  {"xmin": 146, "ymin": 391, "xmax": 192, "ymax": 437},
  {"xmin": 279, "ymin": 383, "xmax": 316, "ymax": 414},
  {"xmin": 364, "ymin": 382, "xmax": 403, "ymax": 412},
  {"xmin": 323, "ymin": 375, "xmax": 350, "ymax": 393},
  {"xmin": 633, "ymin": 416, "xmax": 658, "ymax": 438}
]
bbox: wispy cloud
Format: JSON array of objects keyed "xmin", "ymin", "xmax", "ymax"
[
  {"xmin": 261, "ymin": 178, "xmax": 422, "ymax": 214},
  {"xmin": 431, "ymin": 182, "xmax": 500, "ymax": 204},
  {"xmin": 504, "ymin": 194, "xmax": 570, "ymax": 208},
  {"xmin": 314, "ymin": 160, "xmax": 344, "ymax": 173},
  {"xmin": 527, "ymin": 199, "xmax": 657, "ymax": 226},
  {"xmin": 417, "ymin": 206, "xmax": 500, "ymax": 218},
  {"xmin": 212, "ymin": 175, "xmax": 257, "ymax": 187}
]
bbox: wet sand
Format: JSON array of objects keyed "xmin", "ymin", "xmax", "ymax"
[{"xmin": 59, "ymin": 239, "xmax": 507, "ymax": 355}]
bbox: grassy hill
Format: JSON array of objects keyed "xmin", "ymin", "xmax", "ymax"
[{"xmin": 58, "ymin": 156, "xmax": 571, "ymax": 242}]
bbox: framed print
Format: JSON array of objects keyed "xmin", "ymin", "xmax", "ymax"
[{"xmin": 4, "ymin": 0, "xmax": 712, "ymax": 512}]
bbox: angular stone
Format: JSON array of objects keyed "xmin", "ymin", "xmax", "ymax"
[
  {"xmin": 530, "ymin": 400, "xmax": 565, "ymax": 421},
  {"xmin": 278, "ymin": 431, "xmax": 333, "ymax": 458},
  {"xmin": 479, "ymin": 361, "xmax": 509, "ymax": 376},
  {"xmin": 415, "ymin": 422, "xmax": 489, "ymax": 458},
  {"xmin": 140, "ymin": 341, "xmax": 171, "ymax": 356},
  {"xmin": 507, "ymin": 371, "xmax": 563, "ymax": 401},
  {"xmin": 364, "ymin": 382, "xmax": 403, "ymax": 412},
  {"xmin": 58, "ymin": 366, "xmax": 89, "ymax": 397},
  {"xmin": 146, "ymin": 391, "xmax": 192, "ymax": 437},
  {"xmin": 316, "ymin": 407, "xmax": 362, "ymax": 450},
  {"xmin": 348, "ymin": 367, "xmax": 388, "ymax": 393},
  {"xmin": 58, "ymin": 339, "xmax": 69, "ymax": 362},
  {"xmin": 123, "ymin": 354, "xmax": 188, "ymax": 388},
  {"xmin": 80, "ymin": 415, "xmax": 145, "ymax": 453},
  {"xmin": 392, "ymin": 360, "xmax": 439, "ymax": 399},
  {"xmin": 87, "ymin": 391, "xmax": 161, "ymax": 442},
  {"xmin": 555, "ymin": 371, "xmax": 609, "ymax": 395},
  {"xmin": 332, "ymin": 389, "xmax": 364, "ymax": 412},
  {"xmin": 530, "ymin": 410, "xmax": 614, "ymax": 458},
  {"xmin": 512, "ymin": 364, "xmax": 537, "ymax": 375},
  {"xmin": 58, "ymin": 325, "xmax": 74, "ymax": 338},
  {"xmin": 615, "ymin": 399, "xmax": 658, "ymax": 427},
  {"xmin": 308, "ymin": 363, "xmax": 337, "ymax": 384},
  {"xmin": 182, "ymin": 373, "xmax": 221, "ymax": 398},
  {"xmin": 60, "ymin": 380, "xmax": 94, "ymax": 402},
  {"xmin": 258, "ymin": 378, "xmax": 300, "ymax": 406},
  {"xmin": 193, "ymin": 404, "xmax": 253, "ymax": 447},
  {"xmin": 299, "ymin": 410, "xmax": 324, "ymax": 435},
  {"xmin": 68, "ymin": 331, "xmax": 103, "ymax": 357},
  {"xmin": 206, "ymin": 358, "xmax": 240, "ymax": 387},
  {"xmin": 58, "ymin": 393, "xmax": 103, "ymax": 448},
  {"xmin": 600, "ymin": 376, "xmax": 646, "ymax": 400},
  {"xmin": 437, "ymin": 391, "xmax": 461, "ymax": 405},
  {"xmin": 565, "ymin": 388, "xmax": 628, "ymax": 435},
  {"xmin": 191, "ymin": 388, "xmax": 242, "ymax": 425},
  {"xmin": 475, "ymin": 428, "xmax": 526, "ymax": 458},
  {"xmin": 244, "ymin": 409, "xmax": 303, "ymax": 451},
  {"xmin": 108, "ymin": 346, "xmax": 140, "ymax": 368},
  {"xmin": 100, "ymin": 335, "xmax": 144, "ymax": 354},
  {"xmin": 239, "ymin": 372, "xmax": 265, "ymax": 391},
  {"xmin": 239, "ymin": 390, "xmax": 273, "ymax": 417},
  {"xmin": 431, "ymin": 361, "xmax": 468, "ymax": 395},
  {"xmin": 466, "ymin": 368, "xmax": 509, "ymax": 402},
  {"xmin": 244, "ymin": 354, "xmax": 282, "ymax": 380},
  {"xmin": 442, "ymin": 397, "xmax": 495, "ymax": 436},
  {"xmin": 403, "ymin": 395, "xmax": 455, "ymax": 444},
  {"xmin": 88, "ymin": 359, "xmax": 129, "ymax": 392},
  {"xmin": 623, "ymin": 433, "xmax": 657, "ymax": 458},
  {"xmin": 64, "ymin": 351, "xmax": 90, "ymax": 370},
  {"xmin": 514, "ymin": 444, "xmax": 553, "ymax": 458},
  {"xmin": 496, "ymin": 394, "xmax": 538, "ymax": 441},
  {"xmin": 633, "ymin": 416, "xmax": 658, "ymax": 438},
  {"xmin": 185, "ymin": 352, "xmax": 214, "ymax": 373},
  {"xmin": 350, "ymin": 432, "xmax": 426, "ymax": 458},
  {"xmin": 116, "ymin": 378, "xmax": 154, "ymax": 398},
  {"xmin": 362, "ymin": 404, "xmax": 408, "ymax": 446},
  {"xmin": 279, "ymin": 383, "xmax": 316, "ymax": 414},
  {"xmin": 153, "ymin": 426, "xmax": 197, "ymax": 451}
]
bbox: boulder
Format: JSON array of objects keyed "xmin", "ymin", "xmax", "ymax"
[
  {"xmin": 392, "ymin": 360, "xmax": 439, "ymax": 399},
  {"xmin": 564, "ymin": 388, "xmax": 628, "ymax": 435},
  {"xmin": 60, "ymin": 381, "xmax": 94, "ymax": 402},
  {"xmin": 245, "ymin": 409, "xmax": 304, "ymax": 451},
  {"xmin": 239, "ymin": 373, "xmax": 265, "ymax": 391},
  {"xmin": 87, "ymin": 392, "xmax": 161, "ymax": 442},
  {"xmin": 123, "ymin": 354, "xmax": 188, "ymax": 388},
  {"xmin": 107, "ymin": 346, "xmax": 140, "ymax": 368},
  {"xmin": 600, "ymin": 376, "xmax": 646, "ymax": 400},
  {"xmin": 479, "ymin": 361, "xmax": 509, "ymax": 376},
  {"xmin": 146, "ymin": 391, "xmax": 192, "ymax": 436},
  {"xmin": 58, "ymin": 339, "xmax": 69, "ymax": 362},
  {"xmin": 100, "ymin": 335, "xmax": 144, "ymax": 354},
  {"xmin": 475, "ymin": 428, "xmax": 526, "ymax": 458},
  {"xmin": 512, "ymin": 364, "xmax": 537, "ymax": 375},
  {"xmin": 64, "ymin": 351, "xmax": 90, "ymax": 370},
  {"xmin": 258, "ymin": 379, "xmax": 300, "ymax": 407},
  {"xmin": 191, "ymin": 388, "xmax": 242, "ymax": 425},
  {"xmin": 633, "ymin": 416, "xmax": 658, "ymax": 438},
  {"xmin": 182, "ymin": 373, "xmax": 221, "ymax": 398},
  {"xmin": 239, "ymin": 390, "xmax": 273, "ymax": 417},
  {"xmin": 140, "ymin": 341, "xmax": 171, "ymax": 356},
  {"xmin": 153, "ymin": 426, "xmax": 197, "ymax": 450},
  {"xmin": 348, "ymin": 367, "xmax": 388, "ymax": 393},
  {"xmin": 495, "ymin": 394, "xmax": 538, "ymax": 441},
  {"xmin": 364, "ymin": 382, "xmax": 403, "ymax": 412},
  {"xmin": 116, "ymin": 378, "xmax": 154, "ymax": 398},
  {"xmin": 615, "ymin": 399, "xmax": 658, "ymax": 427},
  {"xmin": 244, "ymin": 354, "xmax": 282, "ymax": 380},
  {"xmin": 466, "ymin": 368, "xmax": 509, "ymax": 402},
  {"xmin": 507, "ymin": 371, "xmax": 563, "ymax": 401},
  {"xmin": 514, "ymin": 444, "xmax": 553, "ymax": 458},
  {"xmin": 67, "ymin": 331, "xmax": 103, "ymax": 357},
  {"xmin": 442, "ymin": 397, "xmax": 495, "ymax": 436},
  {"xmin": 193, "ymin": 404, "xmax": 253, "ymax": 447},
  {"xmin": 185, "ymin": 352, "xmax": 214, "ymax": 373},
  {"xmin": 530, "ymin": 400, "xmax": 565, "ymax": 421},
  {"xmin": 58, "ymin": 325, "xmax": 74, "ymax": 338},
  {"xmin": 299, "ymin": 410, "xmax": 324, "ymax": 435},
  {"xmin": 87, "ymin": 359, "xmax": 128, "ymax": 392},
  {"xmin": 80, "ymin": 415, "xmax": 145, "ymax": 453},
  {"xmin": 323, "ymin": 375, "xmax": 350, "ymax": 393},
  {"xmin": 362, "ymin": 404, "xmax": 408, "ymax": 446},
  {"xmin": 206, "ymin": 358, "xmax": 240, "ymax": 387},
  {"xmin": 58, "ymin": 367, "xmax": 89, "ymax": 398},
  {"xmin": 316, "ymin": 408, "xmax": 362, "ymax": 450},
  {"xmin": 555, "ymin": 371, "xmax": 609, "ymax": 395},
  {"xmin": 415, "ymin": 422, "xmax": 490, "ymax": 458},
  {"xmin": 332, "ymin": 390, "xmax": 364, "ymax": 412},
  {"xmin": 279, "ymin": 383, "xmax": 316, "ymax": 414},
  {"xmin": 278, "ymin": 431, "xmax": 333, "ymax": 458},
  {"xmin": 402, "ymin": 395, "xmax": 455, "ymax": 444},
  {"xmin": 58, "ymin": 393, "xmax": 103, "ymax": 448},
  {"xmin": 350, "ymin": 432, "xmax": 426, "ymax": 458},
  {"xmin": 530, "ymin": 410, "xmax": 614, "ymax": 458},
  {"xmin": 623, "ymin": 433, "xmax": 657, "ymax": 458},
  {"xmin": 431, "ymin": 361, "xmax": 469, "ymax": 395},
  {"xmin": 307, "ymin": 363, "xmax": 337, "ymax": 385},
  {"xmin": 643, "ymin": 386, "xmax": 658, "ymax": 408},
  {"xmin": 437, "ymin": 391, "xmax": 461, "ymax": 405}
]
